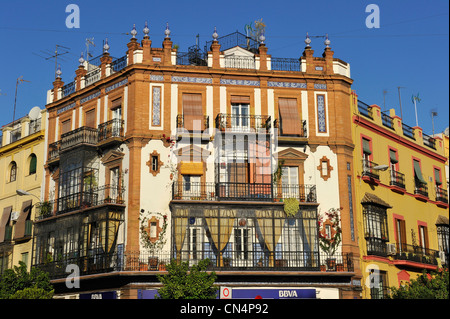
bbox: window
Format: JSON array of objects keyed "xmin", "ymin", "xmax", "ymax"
[
  {"xmin": 234, "ymin": 227, "xmax": 249, "ymax": 260},
  {"xmin": 437, "ymin": 224, "xmax": 449, "ymax": 264},
  {"xmin": 281, "ymin": 166, "xmax": 299, "ymax": 197},
  {"xmin": 147, "ymin": 151, "xmax": 163, "ymax": 176},
  {"xmin": 395, "ymin": 218, "xmax": 407, "ymax": 252},
  {"xmin": 316, "ymin": 94, "xmax": 327, "ymax": 133},
  {"xmin": 9, "ymin": 161, "xmax": 17, "ymax": 182},
  {"xmin": 434, "ymin": 168, "xmax": 442, "ymax": 186},
  {"xmin": 183, "ymin": 175, "xmax": 201, "ymax": 195},
  {"xmin": 370, "ymin": 270, "xmax": 389, "ymax": 299},
  {"xmin": 413, "ymin": 159, "xmax": 426, "ymax": 185},
  {"xmin": 232, "ymin": 103, "xmax": 249, "ymax": 130},
  {"xmin": 29, "ymin": 154, "xmax": 37, "ymax": 175},
  {"xmin": 363, "ymin": 204, "xmax": 389, "ymax": 256},
  {"xmin": 85, "ymin": 109, "xmax": 96, "ymax": 128},
  {"xmin": 278, "ymin": 98, "xmax": 302, "ymax": 135},
  {"xmin": 418, "ymin": 224, "xmax": 429, "ymax": 254},
  {"xmin": 21, "ymin": 252, "xmax": 29, "ymax": 268},
  {"xmin": 61, "ymin": 119, "xmax": 72, "ymax": 135},
  {"xmin": 182, "ymin": 93, "xmax": 203, "ymax": 131}
]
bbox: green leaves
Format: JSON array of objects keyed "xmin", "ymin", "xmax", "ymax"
[
  {"xmin": 389, "ymin": 268, "xmax": 449, "ymax": 299},
  {"xmin": 156, "ymin": 259, "xmax": 218, "ymax": 299}
]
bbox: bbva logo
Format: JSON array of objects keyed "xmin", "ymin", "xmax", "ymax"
[{"xmin": 279, "ymin": 290, "xmax": 298, "ymax": 298}]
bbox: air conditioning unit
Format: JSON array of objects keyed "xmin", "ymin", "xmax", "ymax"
[
  {"xmin": 10, "ymin": 211, "xmax": 20, "ymax": 221},
  {"xmin": 386, "ymin": 243, "xmax": 397, "ymax": 256}
]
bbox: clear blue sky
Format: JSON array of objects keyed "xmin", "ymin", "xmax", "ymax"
[{"xmin": 0, "ymin": 0, "xmax": 448, "ymax": 135}]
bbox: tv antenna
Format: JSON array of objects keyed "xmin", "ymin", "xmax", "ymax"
[
  {"xmin": 13, "ymin": 76, "xmax": 31, "ymax": 125},
  {"xmin": 382, "ymin": 89, "xmax": 388, "ymax": 112},
  {"xmin": 85, "ymin": 37, "xmax": 95, "ymax": 65},
  {"xmin": 431, "ymin": 110, "xmax": 438, "ymax": 136},
  {"xmin": 397, "ymin": 86, "xmax": 406, "ymax": 120},
  {"xmin": 33, "ymin": 44, "xmax": 71, "ymax": 79}
]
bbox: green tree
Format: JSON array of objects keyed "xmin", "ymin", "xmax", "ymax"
[
  {"xmin": 156, "ymin": 259, "xmax": 217, "ymax": 299},
  {"xmin": 389, "ymin": 268, "xmax": 449, "ymax": 299},
  {"xmin": 0, "ymin": 261, "xmax": 54, "ymax": 299}
]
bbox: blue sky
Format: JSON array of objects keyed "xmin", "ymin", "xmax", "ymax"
[{"xmin": 0, "ymin": 0, "xmax": 448, "ymax": 135}]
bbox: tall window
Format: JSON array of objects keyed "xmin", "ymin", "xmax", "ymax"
[
  {"xmin": 231, "ymin": 103, "xmax": 249, "ymax": 131},
  {"xmin": 363, "ymin": 204, "xmax": 389, "ymax": 256},
  {"xmin": 418, "ymin": 224, "xmax": 429, "ymax": 254},
  {"xmin": 395, "ymin": 218, "xmax": 407, "ymax": 252},
  {"xmin": 370, "ymin": 270, "xmax": 389, "ymax": 299},
  {"xmin": 281, "ymin": 166, "xmax": 299, "ymax": 197},
  {"xmin": 29, "ymin": 154, "xmax": 37, "ymax": 175},
  {"xmin": 278, "ymin": 98, "xmax": 301, "ymax": 135},
  {"xmin": 182, "ymin": 93, "xmax": 203, "ymax": 131},
  {"xmin": 437, "ymin": 224, "xmax": 449, "ymax": 265},
  {"xmin": 9, "ymin": 161, "xmax": 17, "ymax": 182}
]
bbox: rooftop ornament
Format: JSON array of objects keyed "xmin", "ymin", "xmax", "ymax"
[
  {"xmin": 164, "ymin": 22, "xmax": 171, "ymax": 38},
  {"xmin": 56, "ymin": 64, "xmax": 62, "ymax": 78},
  {"xmin": 103, "ymin": 38, "xmax": 110, "ymax": 53},
  {"xmin": 143, "ymin": 21, "xmax": 150, "ymax": 37},
  {"xmin": 79, "ymin": 52, "xmax": 85, "ymax": 66},
  {"xmin": 305, "ymin": 32, "xmax": 311, "ymax": 47},
  {"xmin": 324, "ymin": 34, "xmax": 330, "ymax": 48},
  {"xmin": 259, "ymin": 31, "xmax": 265, "ymax": 44},
  {"xmin": 212, "ymin": 26, "xmax": 218, "ymax": 41},
  {"xmin": 130, "ymin": 24, "xmax": 137, "ymax": 39}
]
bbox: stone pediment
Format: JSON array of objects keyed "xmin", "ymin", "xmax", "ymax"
[
  {"xmin": 223, "ymin": 46, "xmax": 255, "ymax": 58},
  {"xmin": 101, "ymin": 150, "xmax": 125, "ymax": 165},
  {"xmin": 278, "ymin": 147, "xmax": 308, "ymax": 161}
]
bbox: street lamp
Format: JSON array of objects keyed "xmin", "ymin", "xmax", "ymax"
[
  {"xmin": 372, "ymin": 165, "xmax": 389, "ymax": 171},
  {"xmin": 16, "ymin": 189, "xmax": 40, "ymax": 201}
]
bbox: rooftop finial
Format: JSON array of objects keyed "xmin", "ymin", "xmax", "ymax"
[
  {"xmin": 103, "ymin": 38, "xmax": 110, "ymax": 53},
  {"xmin": 130, "ymin": 24, "xmax": 137, "ymax": 39},
  {"xmin": 259, "ymin": 31, "xmax": 265, "ymax": 44},
  {"xmin": 165, "ymin": 22, "xmax": 171, "ymax": 38},
  {"xmin": 56, "ymin": 64, "xmax": 62, "ymax": 78},
  {"xmin": 79, "ymin": 52, "xmax": 85, "ymax": 66},
  {"xmin": 305, "ymin": 32, "xmax": 311, "ymax": 47},
  {"xmin": 324, "ymin": 34, "xmax": 330, "ymax": 48},
  {"xmin": 143, "ymin": 21, "xmax": 150, "ymax": 37},
  {"xmin": 212, "ymin": 26, "xmax": 218, "ymax": 41}
]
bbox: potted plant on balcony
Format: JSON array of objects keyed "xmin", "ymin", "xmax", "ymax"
[
  {"xmin": 283, "ymin": 198, "xmax": 299, "ymax": 217},
  {"xmin": 37, "ymin": 200, "xmax": 52, "ymax": 219},
  {"xmin": 318, "ymin": 208, "xmax": 342, "ymax": 271},
  {"xmin": 140, "ymin": 211, "xmax": 168, "ymax": 271}
]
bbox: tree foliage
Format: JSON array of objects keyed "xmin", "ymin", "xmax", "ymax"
[
  {"xmin": 389, "ymin": 268, "xmax": 449, "ymax": 299},
  {"xmin": 0, "ymin": 261, "xmax": 54, "ymax": 299},
  {"xmin": 156, "ymin": 259, "xmax": 217, "ymax": 299}
]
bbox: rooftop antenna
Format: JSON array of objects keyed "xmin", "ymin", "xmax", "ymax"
[
  {"xmin": 13, "ymin": 76, "xmax": 31, "ymax": 125},
  {"xmin": 431, "ymin": 110, "xmax": 438, "ymax": 136},
  {"xmin": 85, "ymin": 37, "xmax": 95, "ymax": 65},
  {"xmin": 383, "ymin": 89, "xmax": 388, "ymax": 112},
  {"xmin": 397, "ymin": 86, "xmax": 405, "ymax": 120},
  {"xmin": 50, "ymin": 45, "xmax": 70, "ymax": 79}
]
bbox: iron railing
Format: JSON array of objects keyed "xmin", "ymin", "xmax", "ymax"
[
  {"xmin": 60, "ymin": 126, "xmax": 98, "ymax": 152},
  {"xmin": 111, "ymin": 55, "xmax": 127, "ymax": 72},
  {"xmin": 436, "ymin": 187, "xmax": 448, "ymax": 203},
  {"xmin": 362, "ymin": 160, "xmax": 380, "ymax": 180},
  {"xmin": 358, "ymin": 101, "xmax": 373, "ymax": 119},
  {"xmin": 273, "ymin": 119, "xmax": 307, "ymax": 137},
  {"xmin": 215, "ymin": 113, "xmax": 271, "ymax": 132},
  {"xmin": 176, "ymin": 114, "xmax": 210, "ymax": 131},
  {"xmin": 98, "ymin": 119, "xmax": 124, "ymax": 142},
  {"xmin": 423, "ymin": 133, "xmax": 436, "ymax": 149},
  {"xmin": 381, "ymin": 112, "xmax": 394, "ymax": 130},
  {"xmin": 393, "ymin": 243, "xmax": 440, "ymax": 266},
  {"xmin": 34, "ymin": 250, "xmax": 355, "ymax": 279},
  {"xmin": 271, "ymin": 57, "xmax": 301, "ymax": 71},
  {"xmin": 414, "ymin": 181, "xmax": 428, "ymax": 198},
  {"xmin": 62, "ymin": 81, "xmax": 75, "ymax": 97},
  {"xmin": 274, "ymin": 184, "xmax": 317, "ymax": 203},
  {"xmin": 402, "ymin": 123, "xmax": 415, "ymax": 140},
  {"xmin": 9, "ymin": 127, "xmax": 21, "ymax": 143},
  {"xmin": 205, "ymin": 31, "xmax": 259, "ymax": 53},
  {"xmin": 389, "ymin": 170, "xmax": 405, "ymax": 189}
]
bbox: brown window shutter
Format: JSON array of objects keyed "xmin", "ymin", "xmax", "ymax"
[
  {"xmin": 85, "ymin": 109, "xmax": 96, "ymax": 128},
  {"xmin": 230, "ymin": 95, "xmax": 250, "ymax": 104},
  {"xmin": 14, "ymin": 200, "xmax": 32, "ymax": 239},
  {"xmin": 182, "ymin": 94, "xmax": 203, "ymax": 131},
  {"xmin": 400, "ymin": 220, "xmax": 407, "ymax": 251},
  {"xmin": 278, "ymin": 98, "xmax": 301, "ymax": 135},
  {"xmin": 0, "ymin": 206, "xmax": 13, "ymax": 243},
  {"xmin": 61, "ymin": 119, "xmax": 72, "ymax": 135},
  {"xmin": 111, "ymin": 98, "xmax": 122, "ymax": 109}
]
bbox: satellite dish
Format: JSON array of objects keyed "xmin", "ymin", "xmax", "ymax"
[{"xmin": 28, "ymin": 106, "xmax": 41, "ymax": 120}]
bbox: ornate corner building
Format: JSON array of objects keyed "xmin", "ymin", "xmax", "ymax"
[
  {"xmin": 30, "ymin": 23, "xmax": 363, "ymax": 299},
  {"xmin": 351, "ymin": 92, "xmax": 449, "ymax": 299}
]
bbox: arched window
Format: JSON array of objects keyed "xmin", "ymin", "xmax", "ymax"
[
  {"xmin": 10, "ymin": 161, "xmax": 17, "ymax": 182},
  {"xmin": 29, "ymin": 154, "xmax": 37, "ymax": 175}
]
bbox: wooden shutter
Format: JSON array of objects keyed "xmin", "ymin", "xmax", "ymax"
[
  {"xmin": 182, "ymin": 94, "xmax": 203, "ymax": 131},
  {"xmin": 14, "ymin": 200, "xmax": 32, "ymax": 239},
  {"xmin": 0, "ymin": 206, "xmax": 12, "ymax": 243},
  {"xmin": 278, "ymin": 98, "xmax": 301, "ymax": 135},
  {"xmin": 85, "ymin": 109, "xmax": 96, "ymax": 128},
  {"xmin": 362, "ymin": 138, "xmax": 372, "ymax": 155},
  {"xmin": 389, "ymin": 150, "xmax": 398, "ymax": 164},
  {"xmin": 230, "ymin": 95, "xmax": 250, "ymax": 104},
  {"xmin": 61, "ymin": 119, "xmax": 72, "ymax": 135},
  {"xmin": 434, "ymin": 168, "xmax": 442, "ymax": 185},
  {"xmin": 413, "ymin": 160, "xmax": 426, "ymax": 183}
]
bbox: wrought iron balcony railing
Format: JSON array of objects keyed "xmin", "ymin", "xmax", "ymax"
[
  {"xmin": 381, "ymin": 113, "xmax": 394, "ymax": 130},
  {"xmin": 60, "ymin": 126, "xmax": 98, "ymax": 152},
  {"xmin": 62, "ymin": 81, "xmax": 75, "ymax": 98},
  {"xmin": 111, "ymin": 55, "xmax": 127, "ymax": 72},
  {"xmin": 274, "ymin": 184, "xmax": 317, "ymax": 203},
  {"xmin": 436, "ymin": 187, "xmax": 448, "ymax": 203},
  {"xmin": 215, "ymin": 114, "xmax": 271, "ymax": 132},
  {"xmin": 389, "ymin": 170, "xmax": 405, "ymax": 189},
  {"xmin": 358, "ymin": 101, "xmax": 373, "ymax": 119},
  {"xmin": 33, "ymin": 250, "xmax": 355, "ymax": 279},
  {"xmin": 393, "ymin": 243, "xmax": 440, "ymax": 266},
  {"xmin": 402, "ymin": 123, "xmax": 415, "ymax": 140},
  {"xmin": 176, "ymin": 114, "xmax": 210, "ymax": 131},
  {"xmin": 98, "ymin": 119, "xmax": 124, "ymax": 142},
  {"xmin": 271, "ymin": 57, "xmax": 301, "ymax": 71},
  {"xmin": 423, "ymin": 133, "xmax": 436, "ymax": 149},
  {"xmin": 362, "ymin": 160, "xmax": 380, "ymax": 180},
  {"xmin": 414, "ymin": 181, "xmax": 428, "ymax": 198},
  {"xmin": 273, "ymin": 119, "xmax": 307, "ymax": 137}
]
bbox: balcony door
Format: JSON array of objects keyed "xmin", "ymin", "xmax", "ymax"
[
  {"xmin": 231, "ymin": 103, "xmax": 249, "ymax": 131},
  {"xmin": 281, "ymin": 166, "xmax": 299, "ymax": 198}
]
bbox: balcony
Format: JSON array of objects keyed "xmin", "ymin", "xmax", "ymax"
[
  {"xmin": 358, "ymin": 101, "xmax": 373, "ymax": 119},
  {"xmin": 402, "ymin": 123, "xmax": 415, "ymax": 140},
  {"xmin": 36, "ymin": 185, "xmax": 125, "ymax": 220},
  {"xmin": 389, "ymin": 170, "xmax": 406, "ymax": 193},
  {"xmin": 362, "ymin": 160, "xmax": 380, "ymax": 182},
  {"xmin": 435, "ymin": 187, "xmax": 448, "ymax": 206},
  {"xmin": 176, "ymin": 114, "xmax": 209, "ymax": 132},
  {"xmin": 392, "ymin": 243, "xmax": 440, "ymax": 268},
  {"xmin": 60, "ymin": 126, "xmax": 98, "ymax": 152},
  {"xmin": 271, "ymin": 57, "xmax": 301, "ymax": 71},
  {"xmin": 215, "ymin": 114, "xmax": 271, "ymax": 133},
  {"xmin": 381, "ymin": 112, "xmax": 394, "ymax": 130},
  {"xmin": 274, "ymin": 119, "xmax": 307, "ymax": 138},
  {"xmin": 172, "ymin": 182, "xmax": 317, "ymax": 203},
  {"xmin": 414, "ymin": 181, "xmax": 428, "ymax": 200},
  {"xmin": 423, "ymin": 133, "xmax": 436, "ymax": 150},
  {"xmin": 97, "ymin": 119, "xmax": 125, "ymax": 147}
]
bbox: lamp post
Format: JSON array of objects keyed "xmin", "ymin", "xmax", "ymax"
[{"xmin": 16, "ymin": 189, "xmax": 40, "ymax": 201}]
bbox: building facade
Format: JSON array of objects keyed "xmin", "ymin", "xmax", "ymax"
[
  {"xmin": 351, "ymin": 92, "xmax": 449, "ymax": 299},
  {"xmin": 0, "ymin": 108, "xmax": 46, "ymax": 273},
  {"xmin": 34, "ymin": 24, "xmax": 362, "ymax": 299}
]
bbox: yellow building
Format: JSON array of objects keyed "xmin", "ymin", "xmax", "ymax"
[
  {"xmin": 0, "ymin": 107, "xmax": 46, "ymax": 273},
  {"xmin": 351, "ymin": 91, "xmax": 449, "ymax": 299}
]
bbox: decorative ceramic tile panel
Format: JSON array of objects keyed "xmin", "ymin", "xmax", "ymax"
[
  {"xmin": 172, "ymin": 76, "xmax": 212, "ymax": 84},
  {"xmin": 105, "ymin": 78, "xmax": 128, "ymax": 93},
  {"xmin": 220, "ymin": 79, "xmax": 260, "ymax": 86},
  {"xmin": 317, "ymin": 95, "xmax": 327, "ymax": 133},
  {"xmin": 152, "ymin": 86, "xmax": 161, "ymax": 126},
  {"xmin": 79, "ymin": 91, "xmax": 101, "ymax": 104},
  {"xmin": 314, "ymin": 83, "xmax": 327, "ymax": 90},
  {"xmin": 150, "ymin": 75, "xmax": 164, "ymax": 82},
  {"xmin": 57, "ymin": 102, "xmax": 77, "ymax": 115},
  {"xmin": 267, "ymin": 81, "xmax": 306, "ymax": 88}
]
